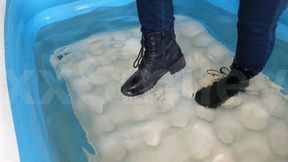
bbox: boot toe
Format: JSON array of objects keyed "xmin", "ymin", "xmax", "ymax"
[
  {"xmin": 194, "ymin": 86, "xmax": 221, "ymax": 108},
  {"xmin": 121, "ymin": 86, "xmax": 134, "ymax": 96},
  {"xmin": 121, "ymin": 76, "xmax": 145, "ymax": 97}
]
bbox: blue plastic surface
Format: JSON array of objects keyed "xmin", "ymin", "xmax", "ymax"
[{"xmin": 5, "ymin": 1, "xmax": 134, "ymax": 162}]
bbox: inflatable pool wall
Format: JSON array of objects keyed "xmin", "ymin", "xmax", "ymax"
[
  {"xmin": 4, "ymin": 0, "xmax": 134, "ymax": 162},
  {"xmin": 1, "ymin": 0, "xmax": 20, "ymax": 161}
]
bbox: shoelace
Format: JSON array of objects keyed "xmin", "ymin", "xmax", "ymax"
[
  {"xmin": 133, "ymin": 37, "xmax": 158, "ymax": 69},
  {"xmin": 192, "ymin": 67, "xmax": 230, "ymax": 97},
  {"xmin": 192, "ymin": 67, "xmax": 248, "ymax": 97},
  {"xmin": 206, "ymin": 67, "xmax": 231, "ymax": 81},
  {"xmin": 207, "ymin": 66, "xmax": 250, "ymax": 94},
  {"xmin": 133, "ymin": 42, "xmax": 145, "ymax": 68}
]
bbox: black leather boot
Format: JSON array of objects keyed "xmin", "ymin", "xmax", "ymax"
[
  {"xmin": 194, "ymin": 62, "xmax": 261, "ymax": 108},
  {"xmin": 121, "ymin": 30, "xmax": 186, "ymax": 97}
]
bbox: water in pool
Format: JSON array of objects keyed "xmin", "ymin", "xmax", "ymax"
[
  {"xmin": 49, "ymin": 15, "xmax": 288, "ymax": 162},
  {"xmin": 30, "ymin": 0, "xmax": 288, "ymax": 162}
]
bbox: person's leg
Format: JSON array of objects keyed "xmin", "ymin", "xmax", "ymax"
[
  {"xmin": 136, "ymin": 0, "xmax": 175, "ymax": 32},
  {"xmin": 195, "ymin": 0, "xmax": 288, "ymax": 108},
  {"xmin": 121, "ymin": 0, "xmax": 186, "ymax": 96},
  {"xmin": 235, "ymin": 0, "xmax": 288, "ymax": 70}
]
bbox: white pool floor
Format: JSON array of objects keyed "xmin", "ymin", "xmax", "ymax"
[{"xmin": 51, "ymin": 16, "xmax": 288, "ymax": 162}]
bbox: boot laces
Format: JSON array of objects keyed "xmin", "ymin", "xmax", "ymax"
[
  {"xmin": 206, "ymin": 66, "xmax": 250, "ymax": 93},
  {"xmin": 206, "ymin": 67, "xmax": 231, "ymax": 81},
  {"xmin": 192, "ymin": 67, "xmax": 231, "ymax": 98},
  {"xmin": 133, "ymin": 40, "xmax": 145, "ymax": 68},
  {"xmin": 133, "ymin": 36, "xmax": 159, "ymax": 69}
]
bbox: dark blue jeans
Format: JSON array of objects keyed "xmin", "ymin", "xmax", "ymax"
[{"xmin": 136, "ymin": 0, "xmax": 288, "ymax": 70}]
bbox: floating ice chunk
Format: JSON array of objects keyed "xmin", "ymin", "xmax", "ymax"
[
  {"xmin": 92, "ymin": 115, "xmax": 115, "ymax": 133},
  {"xmin": 112, "ymin": 32, "xmax": 129, "ymax": 41},
  {"xmin": 97, "ymin": 137, "xmax": 127, "ymax": 162},
  {"xmin": 212, "ymin": 152, "xmax": 236, "ymax": 162},
  {"xmin": 221, "ymin": 96, "xmax": 242, "ymax": 109},
  {"xmin": 87, "ymin": 72, "xmax": 109, "ymax": 85},
  {"xmin": 144, "ymin": 130, "xmax": 161, "ymax": 146},
  {"xmin": 94, "ymin": 65, "xmax": 115, "ymax": 77},
  {"xmin": 193, "ymin": 33, "xmax": 214, "ymax": 47},
  {"xmin": 207, "ymin": 44, "xmax": 230, "ymax": 63},
  {"xmin": 120, "ymin": 119, "xmax": 169, "ymax": 148},
  {"xmin": 261, "ymin": 87, "xmax": 288, "ymax": 118},
  {"xmin": 128, "ymin": 28, "xmax": 141, "ymax": 38},
  {"xmin": 95, "ymin": 55, "xmax": 112, "ymax": 66},
  {"xmin": 105, "ymin": 99, "xmax": 132, "ymax": 124},
  {"xmin": 191, "ymin": 48, "xmax": 212, "ymax": 68},
  {"xmin": 267, "ymin": 121, "xmax": 288, "ymax": 156},
  {"xmin": 168, "ymin": 100, "xmax": 196, "ymax": 129},
  {"xmin": 177, "ymin": 21, "xmax": 204, "ymax": 37},
  {"xmin": 159, "ymin": 88, "xmax": 181, "ymax": 107},
  {"xmin": 112, "ymin": 40, "xmax": 125, "ymax": 48},
  {"xmin": 214, "ymin": 111, "xmax": 243, "ymax": 144},
  {"xmin": 50, "ymin": 50, "xmax": 80, "ymax": 79},
  {"xmin": 58, "ymin": 64, "xmax": 75, "ymax": 79},
  {"xmin": 69, "ymin": 76, "xmax": 94, "ymax": 93},
  {"xmin": 88, "ymin": 42, "xmax": 105, "ymax": 56},
  {"xmin": 245, "ymin": 77, "xmax": 266, "ymax": 95},
  {"xmin": 123, "ymin": 38, "xmax": 141, "ymax": 54},
  {"xmin": 209, "ymin": 146, "xmax": 237, "ymax": 162},
  {"xmin": 52, "ymin": 46, "xmax": 74, "ymax": 62},
  {"xmin": 179, "ymin": 73, "xmax": 199, "ymax": 98},
  {"xmin": 195, "ymin": 105, "xmax": 216, "ymax": 122},
  {"xmin": 105, "ymin": 98, "xmax": 154, "ymax": 124},
  {"xmin": 185, "ymin": 121, "xmax": 216, "ymax": 160},
  {"xmin": 109, "ymin": 60, "xmax": 133, "ymax": 81},
  {"xmin": 234, "ymin": 133, "xmax": 271, "ymax": 161},
  {"xmin": 152, "ymin": 135, "xmax": 190, "ymax": 162},
  {"xmin": 239, "ymin": 155, "xmax": 261, "ymax": 162},
  {"xmin": 72, "ymin": 58, "xmax": 97, "ymax": 77},
  {"xmin": 130, "ymin": 104, "xmax": 154, "ymax": 122},
  {"xmin": 125, "ymin": 135, "xmax": 190, "ymax": 162},
  {"xmin": 239, "ymin": 96, "xmax": 269, "ymax": 131},
  {"xmin": 141, "ymin": 120, "xmax": 169, "ymax": 146},
  {"xmin": 76, "ymin": 91, "xmax": 106, "ymax": 114}
]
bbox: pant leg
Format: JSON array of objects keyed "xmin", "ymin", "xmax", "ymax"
[
  {"xmin": 136, "ymin": 0, "xmax": 175, "ymax": 32},
  {"xmin": 235, "ymin": 0, "xmax": 288, "ymax": 70}
]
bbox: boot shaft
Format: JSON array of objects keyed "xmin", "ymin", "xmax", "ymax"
[
  {"xmin": 137, "ymin": 30, "xmax": 182, "ymax": 71},
  {"xmin": 141, "ymin": 30, "xmax": 175, "ymax": 54}
]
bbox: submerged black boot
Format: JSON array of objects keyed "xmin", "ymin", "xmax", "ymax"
[
  {"xmin": 121, "ymin": 30, "xmax": 186, "ymax": 97},
  {"xmin": 194, "ymin": 62, "xmax": 261, "ymax": 108}
]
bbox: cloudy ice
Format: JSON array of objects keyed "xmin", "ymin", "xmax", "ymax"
[{"xmin": 51, "ymin": 16, "xmax": 288, "ymax": 162}]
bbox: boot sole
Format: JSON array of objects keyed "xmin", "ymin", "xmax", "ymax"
[
  {"xmin": 124, "ymin": 55, "xmax": 186, "ymax": 97},
  {"xmin": 168, "ymin": 56, "xmax": 186, "ymax": 74}
]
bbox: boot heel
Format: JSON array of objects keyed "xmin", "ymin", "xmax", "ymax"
[{"xmin": 169, "ymin": 56, "xmax": 186, "ymax": 74}]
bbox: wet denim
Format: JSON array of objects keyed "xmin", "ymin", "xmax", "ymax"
[
  {"xmin": 136, "ymin": 0, "xmax": 288, "ymax": 69},
  {"xmin": 235, "ymin": 0, "xmax": 288, "ymax": 69},
  {"xmin": 136, "ymin": 0, "xmax": 175, "ymax": 32}
]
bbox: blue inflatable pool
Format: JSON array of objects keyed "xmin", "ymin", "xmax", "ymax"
[{"xmin": 4, "ymin": 0, "xmax": 288, "ymax": 162}]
